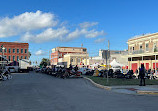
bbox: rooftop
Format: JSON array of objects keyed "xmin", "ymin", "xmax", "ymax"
[
  {"xmin": 0, "ymin": 42, "xmax": 29, "ymax": 45},
  {"xmin": 56, "ymin": 46, "xmax": 87, "ymax": 49},
  {"xmin": 128, "ymin": 32, "xmax": 158, "ymax": 41}
]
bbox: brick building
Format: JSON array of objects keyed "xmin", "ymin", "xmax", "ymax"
[
  {"xmin": 51, "ymin": 47, "xmax": 87, "ymax": 65},
  {"xmin": 127, "ymin": 32, "xmax": 158, "ymax": 72},
  {"xmin": 0, "ymin": 42, "xmax": 29, "ymax": 65}
]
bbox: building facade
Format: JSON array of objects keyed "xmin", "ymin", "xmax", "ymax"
[
  {"xmin": 0, "ymin": 42, "xmax": 29, "ymax": 65},
  {"xmin": 89, "ymin": 49, "xmax": 128, "ymax": 66},
  {"xmin": 51, "ymin": 47, "xmax": 87, "ymax": 65},
  {"xmin": 61, "ymin": 53, "xmax": 89, "ymax": 68},
  {"xmin": 127, "ymin": 33, "xmax": 158, "ymax": 72}
]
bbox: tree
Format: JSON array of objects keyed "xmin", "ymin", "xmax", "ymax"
[
  {"xmin": 40, "ymin": 58, "xmax": 50, "ymax": 67},
  {"xmin": 28, "ymin": 51, "xmax": 31, "ymax": 59}
]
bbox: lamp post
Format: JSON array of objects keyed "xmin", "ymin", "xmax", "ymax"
[
  {"xmin": 2, "ymin": 46, "xmax": 5, "ymax": 71},
  {"xmin": 107, "ymin": 40, "xmax": 110, "ymax": 84}
]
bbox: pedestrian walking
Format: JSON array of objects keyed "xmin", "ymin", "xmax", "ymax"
[{"xmin": 139, "ymin": 64, "xmax": 146, "ymax": 86}]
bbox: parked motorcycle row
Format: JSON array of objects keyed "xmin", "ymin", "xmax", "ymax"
[
  {"xmin": 35, "ymin": 66, "xmax": 82, "ymax": 79},
  {"xmin": 35, "ymin": 65, "xmax": 137, "ymax": 79},
  {"xmin": 0, "ymin": 68, "xmax": 12, "ymax": 81},
  {"xmin": 92, "ymin": 69, "xmax": 135, "ymax": 79}
]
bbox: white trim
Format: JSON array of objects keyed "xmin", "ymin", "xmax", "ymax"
[
  {"xmin": 129, "ymin": 44, "xmax": 135, "ymax": 47},
  {"xmin": 153, "ymin": 39, "xmax": 158, "ymax": 42},
  {"xmin": 145, "ymin": 41, "xmax": 149, "ymax": 43},
  {"xmin": 128, "ymin": 34, "xmax": 158, "ymax": 44},
  {"xmin": 138, "ymin": 42, "xmax": 143, "ymax": 45}
]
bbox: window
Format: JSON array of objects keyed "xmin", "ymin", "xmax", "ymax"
[
  {"xmin": 25, "ymin": 49, "xmax": 27, "ymax": 53},
  {"xmin": 83, "ymin": 49, "xmax": 87, "ymax": 52},
  {"xmin": 21, "ymin": 56, "xmax": 23, "ymax": 59},
  {"xmin": 140, "ymin": 45, "xmax": 142, "ymax": 50},
  {"xmin": 5, "ymin": 48, "xmax": 7, "ymax": 53},
  {"xmin": 114, "ymin": 52, "xmax": 120, "ymax": 54},
  {"xmin": 130, "ymin": 47, "xmax": 132, "ymax": 52},
  {"xmin": 133, "ymin": 47, "xmax": 134, "ymax": 50},
  {"xmin": 17, "ymin": 56, "xmax": 19, "ymax": 61},
  {"xmin": 13, "ymin": 56, "xmax": 15, "ymax": 61},
  {"xmin": 13, "ymin": 49, "xmax": 15, "ymax": 53},
  {"xmin": 0, "ymin": 48, "xmax": 2, "ymax": 52},
  {"xmin": 25, "ymin": 56, "xmax": 27, "ymax": 59},
  {"xmin": 9, "ymin": 48, "xmax": 11, "ymax": 53},
  {"xmin": 21, "ymin": 49, "xmax": 23, "ymax": 53},
  {"xmin": 17, "ymin": 49, "xmax": 19, "ymax": 53},
  {"xmin": 78, "ymin": 58, "xmax": 81, "ymax": 62},
  {"xmin": 8, "ymin": 56, "xmax": 11, "ymax": 61},
  {"xmin": 146, "ymin": 43, "xmax": 149, "ymax": 51},
  {"xmin": 154, "ymin": 43, "xmax": 157, "ymax": 52},
  {"xmin": 71, "ymin": 58, "xmax": 73, "ymax": 62}
]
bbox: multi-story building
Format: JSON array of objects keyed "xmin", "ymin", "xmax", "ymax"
[
  {"xmin": 60, "ymin": 53, "xmax": 89, "ymax": 68},
  {"xmin": 0, "ymin": 42, "xmax": 29, "ymax": 65},
  {"xmin": 51, "ymin": 47, "xmax": 87, "ymax": 65},
  {"xmin": 89, "ymin": 49, "xmax": 128, "ymax": 66},
  {"xmin": 127, "ymin": 32, "xmax": 158, "ymax": 72}
]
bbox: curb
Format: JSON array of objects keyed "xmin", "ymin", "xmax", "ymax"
[
  {"xmin": 136, "ymin": 90, "xmax": 158, "ymax": 95},
  {"xmin": 83, "ymin": 77, "xmax": 111, "ymax": 90}
]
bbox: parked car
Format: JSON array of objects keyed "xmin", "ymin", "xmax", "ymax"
[
  {"xmin": 35, "ymin": 68, "xmax": 41, "ymax": 73},
  {"xmin": 79, "ymin": 68, "xmax": 93, "ymax": 75},
  {"xmin": 5, "ymin": 66, "xmax": 19, "ymax": 73},
  {"xmin": 8, "ymin": 67, "xmax": 16, "ymax": 73}
]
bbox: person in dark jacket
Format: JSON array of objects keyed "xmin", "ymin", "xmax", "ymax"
[
  {"xmin": 74, "ymin": 65, "xmax": 78, "ymax": 72},
  {"xmin": 69, "ymin": 64, "xmax": 72, "ymax": 70},
  {"xmin": 139, "ymin": 64, "xmax": 146, "ymax": 86}
]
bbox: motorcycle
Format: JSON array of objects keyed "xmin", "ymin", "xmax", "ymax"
[{"xmin": 63, "ymin": 68, "xmax": 82, "ymax": 78}]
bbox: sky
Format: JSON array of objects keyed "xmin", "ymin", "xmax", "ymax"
[{"xmin": 0, "ymin": 0, "xmax": 158, "ymax": 64}]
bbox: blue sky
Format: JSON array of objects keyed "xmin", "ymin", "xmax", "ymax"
[{"xmin": 0, "ymin": 0, "xmax": 158, "ymax": 64}]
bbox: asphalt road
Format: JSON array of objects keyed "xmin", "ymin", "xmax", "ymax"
[{"xmin": 0, "ymin": 71, "xmax": 158, "ymax": 111}]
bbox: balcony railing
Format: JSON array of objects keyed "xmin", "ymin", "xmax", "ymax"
[
  {"xmin": 129, "ymin": 47, "xmax": 158, "ymax": 55},
  {"xmin": 132, "ymin": 49, "xmax": 144, "ymax": 54}
]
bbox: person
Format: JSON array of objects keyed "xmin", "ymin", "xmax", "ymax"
[
  {"xmin": 69, "ymin": 64, "xmax": 72, "ymax": 70},
  {"xmin": 74, "ymin": 65, "xmax": 78, "ymax": 72},
  {"xmin": 139, "ymin": 64, "xmax": 146, "ymax": 86}
]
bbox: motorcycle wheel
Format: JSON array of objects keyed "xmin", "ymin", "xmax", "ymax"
[{"xmin": 8, "ymin": 75, "xmax": 12, "ymax": 80}]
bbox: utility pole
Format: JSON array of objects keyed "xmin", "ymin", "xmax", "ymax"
[{"xmin": 107, "ymin": 40, "xmax": 110, "ymax": 84}]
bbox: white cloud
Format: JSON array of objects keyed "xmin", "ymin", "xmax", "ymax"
[
  {"xmin": 0, "ymin": 10, "xmax": 106, "ymax": 42},
  {"xmin": 21, "ymin": 27, "xmax": 69, "ymax": 43},
  {"xmin": 35, "ymin": 50, "xmax": 46, "ymax": 56},
  {"xmin": 0, "ymin": 10, "xmax": 57, "ymax": 37},
  {"xmin": 79, "ymin": 22, "xmax": 98, "ymax": 29},
  {"xmin": 95, "ymin": 38, "xmax": 106, "ymax": 43},
  {"xmin": 21, "ymin": 27, "xmax": 105, "ymax": 43},
  {"xmin": 85, "ymin": 30, "xmax": 105, "ymax": 38}
]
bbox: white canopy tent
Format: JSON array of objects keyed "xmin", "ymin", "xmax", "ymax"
[
  {"xmin": 110, "ymin": 59, "xmax": 124, "ymax": 67},
  {"xmin": 90, "ymin": 63, "xmax": 99, "ymax": 67}
]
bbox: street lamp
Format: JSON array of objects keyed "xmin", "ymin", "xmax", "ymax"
[{"xmin": 2, "ymin": 46, "xmax": 5, "ymax": 71}]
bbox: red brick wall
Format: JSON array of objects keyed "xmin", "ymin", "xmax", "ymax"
[
  {"xmin": 0, "ymin": 42, "xmax": 29, "ymax": 62},
  {"xmin": 51, "ymin": 51, "xmax": 84, "ymax": 65}
]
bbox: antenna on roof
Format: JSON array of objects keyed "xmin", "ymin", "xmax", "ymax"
[{"xmin": 81, "ymin": 43, "xmax": 83, "ymax": 48}]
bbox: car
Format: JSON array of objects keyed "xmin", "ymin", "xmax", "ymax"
[
  {"xmin": 78, "ymin": 68, "xmax": 93, "ymax": 75},
  {"xmin": 35, "ymin": 68, "xmax": 41, "ymax": 73},
  {"xmin": 8, "ymin": 67, "xmax": 16, "ymax": 73}
]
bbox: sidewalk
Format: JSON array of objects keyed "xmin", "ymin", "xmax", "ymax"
[
  {"xmin": 84, "ymin": 77, "xmax": 158, "ymax": 95},
  {"xmin": 111, "ymin": 85, "xmax": 158, "ymax": 95}
]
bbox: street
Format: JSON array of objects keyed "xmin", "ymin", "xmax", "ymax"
[{"xmin": 0, "ymin": 71, "xmax": 158, "ymax": 111}]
